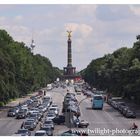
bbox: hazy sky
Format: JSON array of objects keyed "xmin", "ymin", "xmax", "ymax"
[{"xmin": 0, "ymin": 5, "xmax": 140, "ymax": 70}]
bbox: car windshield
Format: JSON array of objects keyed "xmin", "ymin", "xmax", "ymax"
[
  {"xmin": 128, "ymin": 110, "xmax": 133, "ymax": 113},
  {"xmin": 30, "ymin": 114, "xmax": 37, "ymax": 117},
  {"xmin": 119, "ymin": 102, "xmax": 126, "ymax": 106},
  {"xmin": 52, "ymin": 104, "xmax": 57, "ymax": 107},
  {"xmin": 44, "ymin": 97, "xmax": 50, "ymax": 100},
  {"xmin": 27, "ymin": 119, "xmax": 34, "ymax": 122},
  {"xmin": 41, "ymin": 128, "xmax": 51, "ymax": 131},
  {"xmin": 21, "ymin": 108, "xmax": 26, "ymax": 111},
  {"xmin": 9, "ymin": 109, "xmax": 15, "ymax": 112},
  {"xmin": 39, "ymin": 106, "xmax": 43, "ymax": 109},
  {"xmin": 47, "ymin": 114, "xmax": 54, "ymax": 117},
  {"xmin": 30, "ymin": 108, "xmax": 38, "ymax": 111},
  {"xmin": 45, "ymin": 121, "xmax": 52, "ymax": 124},
  {"xmin": 35, "ymin": 132, "xmax": 45, "ymax": 136},
  {"xmin": 94, "ymin": 96, "xmax": 103, "ymax": 100},
  {"xmin": 18, "ymin": 130, "xmax": 27, "ymax": 134},
  {"xmin": 49, "ymin": 108, "xmax": 56, "ymax": 111},
  {"xmin": 124, "ymin": 107, "xmax": 129, "ymax": 110},
  {"xmin": 18, "ymin": 111, "xmax": 24, "ymax": 114},
  {"xmin": 25, "ymin": 122, "xmax": 32, "ymax": 125}
]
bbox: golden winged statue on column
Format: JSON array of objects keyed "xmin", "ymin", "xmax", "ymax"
[{"xmin": 67, "ymin": 30, "xmax": 72, "ymax": 39}]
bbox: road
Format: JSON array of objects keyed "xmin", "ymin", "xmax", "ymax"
[
  {"xmin": 0, "ymin": 87, "xmax": 68, "ymax": 136},
  {"xmin": 0, "ymin": 92, "xmax": 39, "ymax": 135},
  {"xmin": 0, "ymin": 86, "xmax": 139, "ymax": 136},
  {"xmin": 75, "ymin": 94, "xmax": 140, "ymax": 136}
]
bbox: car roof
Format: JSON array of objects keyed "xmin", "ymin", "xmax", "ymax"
[
  {"xmin": 18, "ymin": 129, "xmax": 28, "ymax": 131},
  {"xmin": 41, "ymin": 125, "xmax": 52, "ymax": 128},
  {"xmin": 94, "ymin": 94, "xmax": 103, "ymax": 97},
  {"xmin": 35, "ymin": 130, "xmax": 46, "ymax": 133},
  {"xmin": 26, "ymin": 119, "xmax": 34, "ymax": 121},
  {"xmin": 45, "ymin": 119, "xmax": 53, "ymax": 121},
  {"xmin": 118, "ymin": 102, "xmax": 125, "ymax": 104}
]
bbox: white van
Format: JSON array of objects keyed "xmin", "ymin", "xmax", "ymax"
[{"xmin": 46, "ymin": 84, "xmax": 52, "ymax": 91}]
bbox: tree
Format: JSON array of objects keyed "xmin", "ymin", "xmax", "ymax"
[
  {"xmin": 82, "ymin": 38, "xmax": 140, "ymax": 104},
  {"xmin": 0, "ymin": 29, "xmax": 61, "ymax": 106}
]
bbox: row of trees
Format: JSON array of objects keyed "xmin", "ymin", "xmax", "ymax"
[
  {"xmin": 82, "ymin": 37, "xmax": 140, "ymax": 104},
  {"xmin": 0, "ymin": 29, "xmax": 62, "ymax": 106}
]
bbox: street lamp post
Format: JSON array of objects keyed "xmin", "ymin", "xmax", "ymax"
[
  {"xmin": 69, "ymin": 99, "xmax": 72, "ymax": 131},
  {"xmin": 78, "ymin": 96, "xmax": 89, "ymax": 107}
]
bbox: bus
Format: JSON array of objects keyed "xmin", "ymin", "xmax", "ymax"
[{"xmin": 92, "ymin": 94, "xmax": 104, "ymax": 110}]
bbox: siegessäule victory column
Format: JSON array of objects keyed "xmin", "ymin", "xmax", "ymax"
[{"xmin": 63, "ymin": 31, "xmax": 81, "ymax": 82}]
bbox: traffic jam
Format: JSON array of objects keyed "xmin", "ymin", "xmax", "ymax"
[
  {"xmin": 7, "ymin": 88, "xmax": 60, "ymax": 136},
  {"xmin": 6, "ymin": 82, "xmax": 138, "ymax": 136}
]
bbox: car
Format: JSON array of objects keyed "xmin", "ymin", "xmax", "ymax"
[
  {"xmin": 43, "ymin": 95, "xmax": 52, "ymax": 104},
  {"xmin": 46, "ymin": 113, "xmax": 56, "ymax": 120},
  {"xmin": 29, "ymin": 112, "xmax": 38, "ymax": 118},
  {"xmin": 26, "ymin": 99, "xmax": 33, "ymax": 105},
  {"xmin": 124, "ymin": 109, "xmax": 136, "ymax": 118},
  {"xmin": 82, "ymin": 89, "xmax": 87, "ymax": 95},
  {"xmin": 26, "ymin": 118, "xmax": 37, "ymax": 126},
  {"xmin": 23, "ymin": 120, "xmax": 36, "ymax": 131},
  {"xmin": 15, "ymin": 129, "xmax": 31, "ymax": 136},
  {"xmin": 86, "ymin": 91, "xmax": 93, "ymax": 97},
  {"xmin": 22, "ymin": 107, "xmax": 28, "ymax": 113},
  {"xmin": 51, "ymin": 104, "xmax": 58, "ymax": 108},
  {"xmin": 40, "ymin": 126, "xmax": 53, "ymax": 136},
  {"xmin": 52, "ymin": 115, "xmax": 65, "ymax": 124},
  {"xmin": 77, "ymin": 92, "xmax": 81, "ymax": 95},
  {"xmin": 66, "ymin": 92, "xmax": 75, "ymax": 96},
  {"xmin": 28, "ymin": 117, "xmax": 38, "ymax": 125},
  {"xmin": 48, "ymin": 107, "xmax": 59, "ymax": 115},
  {"xmin": 33, "ymin": 100, "xmax": 41, "ymax": 107},
  {"xmin": 64, "ymin": 96, "xmax": 77, "ymax": 104},
  {"xmin": 75, "ymin": 87, "xmax": 82, "ymax": 94},
  {"xmin": 31, "ymin": 111, "xmax": 43, "ymax": 121},
  {"xmin": 78, "ymin": 120, "xmax": 89, "ymax": 128},
  {"xmin": 110, "ymin": 100, "xmax": 115, "ymax": 106},
  {"xmin": 28, "ymin": 113, "xmax": 40, "ymax": 123},
  {"xmin": 28, "ymin": 108, "xmax": 38, "ymax": 114},
  {"xmin": 43, "ymin": 120, "xmax": 54, "ymax": 129},
  {"xmin": 42, "ymin": 101, "xmax": 50, "ymax": 108},
  {"xmin": 117, "ymin": 102, "xmax": 126, "ymax": 111},
  {"xmin": 21, "ymin": 103, "xmax": 28, "ymax": 108},
  {"xmin": 30, "ymin": 96, "xmax": 37, "ymax": 100},
  {"xmin": 38, "ymin": 112, "xmax": 44, "ymax": 120},
  {"xmin": 107, "ymin": 98, "xmax": 112, "ymax": 105},
  {"xmin": 31, "ymin": 112, "xmax": 43, "ymax": 121},
  {"xmin": 38, "ymin": 106, "xmax": 47, "ymax": 113},
  {"xmin": 119, "ymin": 105, "xmax": 127, "ymax": 113},
  {"xmin": 35, "ymin": 130, "xmax": 47, "ymax": 136},
  {"xmin": 122, "ymin": 106, "xmax": 130, "ymax": 116},
  {"xmin": 61, "ymin": 84, "xmax": 67, "ymax": 89},
  {"xmin": 12, "ymin": 106, "xmax": 20, "ymax": 114},
  {"xmin": 16, "ymin": 109, "xmax": 28, "ymax": 119},
  {"xmin": 60, "ymin": 130, "xmax": 78, "ymax": 136},
  {"xmin": 111, "ymin": 101, "xmax": 118, "ymax": 109},
  {"xmin": 7, "ymin": 108, "xmax": 17, "ymax": 117}
]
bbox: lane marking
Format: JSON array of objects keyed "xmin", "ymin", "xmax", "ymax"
[{"xmin": 103, "ymin": 111, "xmax": 114, "ymax": 121}]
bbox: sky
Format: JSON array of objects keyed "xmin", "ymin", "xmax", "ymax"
[{"xmin": 0, "ymin": 4, "xmax": 140, "ymax": 71}]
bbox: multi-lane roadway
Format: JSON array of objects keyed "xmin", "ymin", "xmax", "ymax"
[
  {"xmin": 76, "ymin": 94, "xmax": 140, "ymax": 136},
  {"xmin": 0, "ymin": 86, "xmax": 139, "ymax": 136}
]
